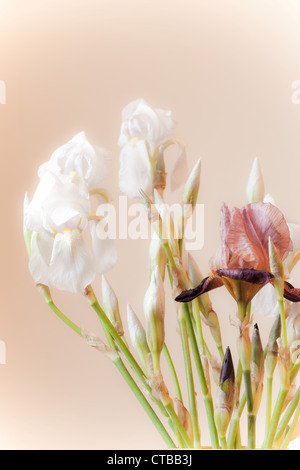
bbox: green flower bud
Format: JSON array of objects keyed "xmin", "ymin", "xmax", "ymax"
[
  {"xmin": 251, "ymin": 324, "xmax": 264, "ymax": 390},
  {"xmin": 182, "ymin": 159, "xmax": 201, "ymax": 219},
  {"xmin": 148, "ymin": 235, "xmax": 167, "ymax": 282},
  {"xmin": 246, "ymin": 157, "xmax": 264, "ymax": 204},
  {"xmin": 101, "ymin": 275, "xmax": 124, "ymax": 336},
  {"xmin": 144, "ymin": 266, "xmax": 165, "ymax": 372},
  {"xmin": 127, "ymin": 304, "xmax": 151, "ymax": 374}
]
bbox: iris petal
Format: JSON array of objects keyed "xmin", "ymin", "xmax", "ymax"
[
  {"xmin": 283, "ymin": 281, "xmax": 300, "ymax": 302},
  {"xmin": 175, "ymin": 275, "xmax": 224, "ymax": 302},
  {"xmin": 216, "ymin": 268, "xmax": 274, "ymax": 285}
]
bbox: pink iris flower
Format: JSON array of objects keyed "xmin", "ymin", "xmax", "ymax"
[{"xmin": 176, "ymin": 202, "xmax": 300, "ymax": 306}]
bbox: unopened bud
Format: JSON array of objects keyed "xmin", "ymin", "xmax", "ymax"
[
  {"xmin": 101, "ymin": 275, "xmax": 124, "ymax": 336},
  {"xmin": 237, "ymin": 319, "xmax": 251, "ymax": 372},
  {"xmin": 246, "ymin": 157, "xmax": 264, "ymax": 203},
  {"xmin": 251, "ymin": 324, "xmax": 264, "ymax": 390},
  {"xmin": 144, "ymin": 266, "xmax": 165, "ymax": 372},
  {"xmin": 182, "ymin": 159, "xmax": 201, "ymax": 219},
  {"xmin": 153, "ymin": 148, "xmax": 167, "ymax": 195},
  {"xmin": 251, "ymin": 324, "xmax": 264, "ymax": 413},
  {"xmin": 215, "ymin": 347, "xmax": 235, "ymax": 437},
  {"xmin": 127, "ymin": 304, "xmax": 151, "ymax": 374},
  {"xmin": 266, "ymin": 315, "xmax": 281, "ymax": 378},
  {"xmin": 148, "ymin": 234, "xmax": 167, "ymax": 282},
  {"xmin": 268, "ymin": 237, "xmax": 284, "ymax": 298}
]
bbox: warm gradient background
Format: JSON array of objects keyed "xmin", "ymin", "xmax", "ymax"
[{"xmin": 1, "ymin": 0, "xmax": 300, "ymax": 450}]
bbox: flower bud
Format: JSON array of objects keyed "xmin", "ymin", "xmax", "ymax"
[
  {"xmin": 182, "ymin": 159, "xmax": 201, "ymax": 219},
  {"xmin": 268, "ymin": 237, "xmax": 284, "ymax": 299},
  {"xmin": 246, "ymin": 157, "xmax": 264, "ymax": 203},
  {"xmin": 251, "ymin": 324, "xmax": 264, "ymax": 390},
  {"xmin": 251, "ymin": 324, "xmax": 264, "ymax": 413},
  {"xmin": 237, "ymin": 319, "xmax": 251, "ymax": 372},
  {"xmin": 215, "ymin": 347, "xmax": 235, "ymax": 437},
  {"xmin": 144, "ymin": 266, "xmax": 165, "ymax": 372},
  {"xmin": 101, "ymin": 275, "xmax": 124, "ymax": 336},
  {"xmin": 148, "ymin": 234, "xmax": 167, "ymax": 282},
  {"xmin": 153, "ymin": 147, "xmax": 167, "ymax": 195},
  {"xmin": 127, "ymin": 304, "xmax": 152, "ymax": 374},
  {"xmin": 266, "ymin": 315, "xmax": 281, "ymax": 378}
]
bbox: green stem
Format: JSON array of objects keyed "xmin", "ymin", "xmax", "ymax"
[
  {"xmin": 48, "ymin": 300, "xmax": 82, "ymax": 336},
  {"xmin": 219, "ymin": 436, "xmax": 228, "ymax": 450},
  {"xmin": 112, "ymin": 353, "xmax": 176, "ymax": 448},
  {"xmin": 265, "ymin": 376, "xmax": 273, "ymax": 439},
  {"xmin": 164, "ymin": 403, "xmax": 193, "ymax": 448},
  {"xmin": 280, "ymin": 398, "xmax": 300, "ymax": 449},
  {"xmin": 274, "ymin": 385, "xmax": 300, "ymax": 444},
  {"xmin": 263, "ymin": 387, "xmax": 289, "ymax": 449},
  {"xmin": 182, "ymin": 303, "xmax": 219, "ymax": 449},
  {"xmin": 178, "ymin": 310, "xmax": 201, "ymax": 449},
  {"xmin": 227, "ymin": 393, "xmax": 246, "ymax": 449},
  {"xmin": 163, "ymin": 343, "xmax": 183, "ymax": 402},
  {"xmin": 278, "ymin": 298, "xmax": 287, "ymax": 348}
]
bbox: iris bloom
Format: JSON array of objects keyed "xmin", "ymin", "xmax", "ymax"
[
  {"xmin": 24, "ymin": 133, "xmax": 117, "ymax": 294},
  {"xmin": 175, "ymin": 201, "xmax": 300, "ymax": 308},
  {"xmin": 118, "ymin": 98, "xmax": 189, "ymax": 198}
]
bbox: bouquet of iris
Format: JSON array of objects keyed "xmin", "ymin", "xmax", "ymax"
[{"xmin": 23, "ymin": 99, "xmax": 300, "ymax": 450}]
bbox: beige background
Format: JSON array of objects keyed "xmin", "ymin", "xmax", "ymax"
[{"xmin": 1, "ymin": 0, "xmax": 300, "ymax": 450}]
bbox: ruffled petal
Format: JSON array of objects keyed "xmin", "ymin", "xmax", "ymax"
[
  {"xmin": 283, "ymin": 281, "xmax": 300, "ymax": 302},
  {"xmin": 216, "ymin": 268, "xmax": 274, "ymax": 285},
  {"xmin": 49, "ymin": 229, "xmax": 96, "ymax": 293},
  {"xmin": 118, "ymin": 139, "xmax": 152, "ymax": 198},
  {"xmin": 29, "ymin": 231, "xmax": 52, "ymax": 285},
  {"xmin": 90, "ymin": 220, "xmax": 117, "ymax": 274},
  {"xmin": 175, "ymin": 275, "xmax": 224, "ymax": 302}
]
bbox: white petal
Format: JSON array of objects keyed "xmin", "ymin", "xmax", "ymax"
[
  {"xmin": 90, "ymin": 220, "xmax": 117, "ymax": 274},
  {"xmin": 49, "ymin": 229, "xmax": 95, "ymax": 293},
  {"xmin": 118, "ymin": 139, "xmax": 152, "ymax": 198},
  {"xmin": 29, "ymin": 231, "xmax": 52, "ymax": 285},
  {"xmin": 251, "ymin": 282, "xmax": 280, "ymax": 318}
]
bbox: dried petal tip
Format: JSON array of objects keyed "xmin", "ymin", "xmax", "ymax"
[
  {"xmin": 246, "ymin": 157, "xmax": 265, "ymax": 203},
  {"xmin": 220, "ymin": 346, "xmax": 235, "ymax": 386}
]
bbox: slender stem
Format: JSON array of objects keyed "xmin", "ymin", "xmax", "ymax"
[
  {"xmin": 265, "ymin": 376, "xmax": 273, "ymax": 438},
  {"xmin": 278, "ymin": 298, "xmax": 287, "ymax": 348},
  {"xmin": 163, "ymin": 343, "xmax": 183, "ymax": 402},
  {"xmin": 164, "ymin": 403, "xmax": 193, "ymax": 448},
  {"xmin": 263, "ymin": 387, "xmax": 289, "ymax": 449},
  {"xmin": 274, "ymin": 385, "xmax": 300, "ymax": 444},
  {"xmin": 48, "ymin": 300, "xmax": 83, "ymax": 336},
  {"xmin": 178, "ymin": 310, "xmax": 201, "ymax": 449},
  {"xmin": 227, "ymin": 393, "xmax": 246, "ymax": 449},
  {"xmin": 182, "ymin": 303, "xmax": 219, "ymax": 449},
  {"xmin": 112, "ymin": 353, "xmax": 176, "ymax": 448},
  {"xmin": 219, "ymin": 436, "xmax": 228, "ymax": 450},
  {"xmin": 280, "ymin": 398, "xmax": 300, "ymax": 449}
]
